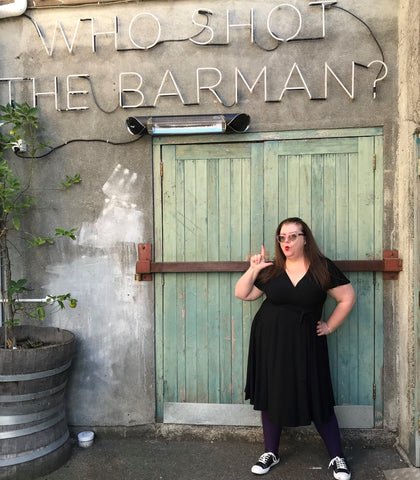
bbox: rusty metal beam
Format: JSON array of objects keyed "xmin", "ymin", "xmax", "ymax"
[{"xmin": 136, "ymin": 245, "xmax": 403, "ymax": 281}]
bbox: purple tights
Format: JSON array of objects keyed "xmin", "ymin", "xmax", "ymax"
[{"xmin": 261, "ymin": 410, "xmax": 343, "ymax": 458}]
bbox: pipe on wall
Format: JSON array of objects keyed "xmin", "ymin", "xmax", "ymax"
[{"xmin": 0, "ymin": 0, "xmax": 27, "ymax": 19}]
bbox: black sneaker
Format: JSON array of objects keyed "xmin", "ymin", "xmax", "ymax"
[
  {"xmin": 251, "ymin": 452, "xmax": 280, "ymax": 475},
  {"xmin": 328, "ymin": 456, "xmax": 351, "ymax": 480}
]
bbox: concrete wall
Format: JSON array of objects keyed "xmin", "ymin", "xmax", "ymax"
[
  {"xmin": 0, "ymin": 0, "xmax": 411, "ymax": 444},
  {"xmin": 396, "ymin": 0, "xmax": 420, "ymax": 459}
]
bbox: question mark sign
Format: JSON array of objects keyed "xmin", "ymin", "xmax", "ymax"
[{"xmin": 368, "ymin": 60, "xmax": 388, "ymax": 99}]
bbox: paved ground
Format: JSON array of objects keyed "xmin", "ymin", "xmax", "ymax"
[
  {"xmin": 384, "ymin": 469, "xmax": 420, "ymax": 480},
  {"xmin": 37, "ymin": 429, "xmax": 413, "ymax": 480}
]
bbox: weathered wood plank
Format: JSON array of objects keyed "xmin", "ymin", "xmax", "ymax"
[
  {"xmin": 218, "ymin": 156, "xmax": 233, "ymax": 403},
  {"xmin": 207, "ymin": 160, "xmax": 221, "ymax": 403},
  {"xmin": 195, "ymin": 159, "xmax": 209, "ymax": 403},
  {"xmin": 184, "ymin": 159, "xmax": 198, "ymax": 402},
  {"xmin": 162, "ymin": 147, "xmax": 180, "ymax": 405},
  {"xmin": 374, "ymin": 135, "xmax": 384, "ymax": 425}
]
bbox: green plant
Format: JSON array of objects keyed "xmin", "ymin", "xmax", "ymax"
[
  {"xmin": 0, "ymin": 102, "xmax": 79, "ymax": 349},
  {"xmin": 60, "ymin": 173, "xmax": 81, "ymax": 189}
]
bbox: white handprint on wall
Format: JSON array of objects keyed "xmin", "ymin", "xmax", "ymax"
[{"xmin": 78, "ymin": 164, "xmax": 145, "ymax": 248}]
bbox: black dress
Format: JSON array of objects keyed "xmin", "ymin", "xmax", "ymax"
[{"xmin": 245, "ymin": 258, "xmax": 350, "ymax": 427}]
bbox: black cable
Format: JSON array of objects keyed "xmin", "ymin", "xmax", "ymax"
[
  {"xmin": 116, "ymin": 10, "xmax": 213, "ymax": 51},
  {"xmin": 23, "ymin": 13, "xmax": 43, "ymax": 38},
  {"xmin": 24, "ymin": 7, "xmax": 385, "ymax": 62},
  {"xmin": 13, "ymin": 134, "xmax": 144, "ymax": 159},
  {"xmin": 331, "ymin": 5, "xmax": 386, "ymax": 78},
  {"xmin": 253, "ymin": 4, "xmax": 386, "ymax": 62},
  {"xmin": 86, "ymin": 76, "xmax": 119, "ymax": 114},
  {"xmin": 24, "ymin": 11, "xmax": 212, "ymax": 53}
]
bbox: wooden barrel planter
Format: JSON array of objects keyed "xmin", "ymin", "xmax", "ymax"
[{"xmin": 0, "ymin": 326, "xmax": 75, "ymax": 480}]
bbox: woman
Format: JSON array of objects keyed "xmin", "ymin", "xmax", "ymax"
[{"xmin": 235, "ymin": 218, "xmax": 356, "ymax": 479}]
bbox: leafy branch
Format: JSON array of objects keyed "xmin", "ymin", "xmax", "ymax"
[
  {"xmin": 0, "ymin": 102, "xmax": 80, "ymax": 348},
  {"xmin": 27, "ymin": 228, "xmax": 78, "ymax": 247},
  {"xmin": 60, "ymin": 173, "xmax": 81, "ymax": 189}
]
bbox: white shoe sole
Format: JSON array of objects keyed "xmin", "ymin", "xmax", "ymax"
[
  {"xmin": 251, "ymin": 458, "xmax": 280, "ymax": 475},
  {"xmin": 333, "ymin": 472, "xmax": 351, "ymax": 480}
]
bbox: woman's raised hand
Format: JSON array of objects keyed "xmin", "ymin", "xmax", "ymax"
[
  {"xmin": 235, "ymin": 245, "xmax": 272, "ymax": 300},
  {"xmin": 250, "ymin": 245, "xmax": 273, "ymax": 271}
]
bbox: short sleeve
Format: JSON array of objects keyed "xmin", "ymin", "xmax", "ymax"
[
  {"xmin": 326, "ymin": 258, "xmax": 350, "ymax": 289},
  {"xmin": 254, "ymin": 277, "xmax": 265, "ymax": 292}
]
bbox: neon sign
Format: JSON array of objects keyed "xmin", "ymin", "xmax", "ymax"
[{"xmin": 0, "ymin": 2, "xmax": 389, "ymax": 111}]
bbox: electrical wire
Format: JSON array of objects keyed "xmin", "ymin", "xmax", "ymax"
[
  {"xmin": 13, "ymin": 134, "xmax": 144, "ymax": 159},
  {"xmin": 331, "ymin": 5, "xmax": 386, "ymax": 79},
  {"xmin": 23, "ymin": 5, "xmax": 385, "ymax": 60},
  {"xmin": 23, "ymin": 10, "xmax": 212, "ymax": 53},
  {"xmin": 252, "ymin": 4, "xmax": 386, "ymax": 65},
  {"xmin": 86, "ymin": 76, "xmax": 119, "ymax": 114}
]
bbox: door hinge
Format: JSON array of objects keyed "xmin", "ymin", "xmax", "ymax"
[
  {"xmin": 373, "ymin": 383, "xmax": 376, "ymax": 401},
  {"xmin": 373, "ymin": 153, "xmax": 376, "ymax": 170},
  {"xmin": 418, "ymin": 416, "xmax": 420, "ymax": 435},
  {"xmin": 160, "ymin": 162, "xmax": 163, "ymax": 177}
]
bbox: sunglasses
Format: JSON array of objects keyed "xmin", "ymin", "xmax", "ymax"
[{"xmin": 276, "ymin": 233, "xmax": 305, "ymax": 243}]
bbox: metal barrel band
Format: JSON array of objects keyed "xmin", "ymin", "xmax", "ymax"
[
  {"xmin": 0, "ymin": 403, "xmax": 64, "ymax": 426},
  {"xmin": 0, "ymin": 410, "xmax": 66, "ymax": 440},
  {"xmin": 0, "ymin": 360, "xmax": 72, "ymax": 382},
  {"xmin": 0, "ymin": 380, "xmax": 67, "ymax": 403},
  {"xmin": 0, "ymin": 431, "xmax": 69, "ymax": 467}
]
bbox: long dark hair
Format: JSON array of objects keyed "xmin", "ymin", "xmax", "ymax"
[{"xmin": 257, "ymin": 217, "xmax": 331, "ymax": 290}]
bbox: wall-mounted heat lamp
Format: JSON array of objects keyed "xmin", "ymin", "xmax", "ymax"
[{"xmin": 126, "ymin": 113, "xmax": 250, "ymax": 136}]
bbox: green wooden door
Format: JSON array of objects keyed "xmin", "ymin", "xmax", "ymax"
[{"xmin": 154, "ymin": 128, "xmax": 383, "ymax": 427}]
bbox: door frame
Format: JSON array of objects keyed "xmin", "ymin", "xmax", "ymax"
[
  {"xmin": 410, "ymin": 132, "xmax": 420, "ymax": 464},
  {"xmin": 151, "ymin": 127, "xmax": 386, "ymax": 427}
]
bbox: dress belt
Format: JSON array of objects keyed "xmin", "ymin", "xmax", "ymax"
[{"xmin": 264, "ymin": 300, "xmax": 314, "ymax": 323}]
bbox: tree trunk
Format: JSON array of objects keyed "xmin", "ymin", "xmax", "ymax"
[{"xmin": 0, "ymin": 225, "xmax": 15, "ymax": 348}]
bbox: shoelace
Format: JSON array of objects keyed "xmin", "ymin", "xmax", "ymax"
[
  {"xmin": 329, "ymin": 456, "xmax": 348, "ymax": 470},
  {"xmin": 259, "ymin": 452, "xmax": 275, "ymax": 465}
]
